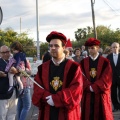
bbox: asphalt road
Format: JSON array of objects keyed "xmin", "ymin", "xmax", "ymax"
[
  {"xmin": 27, "ymin": 105, "xmax": 120, "ymax": 120},
  {"xmin": 24, "ymin": 88, "xmax": 120, "ymax": 120},
  {"xmin": 27, "ymin": 94, "xmax": 120, "ymax": 120}
]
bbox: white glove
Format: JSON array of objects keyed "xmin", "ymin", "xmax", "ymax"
[
  {"xmin": 90, "ymin": 86, "xmax": 94, "ymax": 92},
  {"xmin": 46, "ymin": 95, "xmax": 54, "ymax": 106}
]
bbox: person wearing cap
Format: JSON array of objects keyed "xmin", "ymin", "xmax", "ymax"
[
  {"xmin": 32, "ymin": 31, "xmax": 83, "ymax": 120},
  {"xmin": 80, "ymin": 38, "xmax": 113, "ymax": 120}
]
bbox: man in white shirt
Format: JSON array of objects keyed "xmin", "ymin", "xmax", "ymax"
[
  {"xmin": 107, "ymin": 42, "xmax": 120, "ymax": 112},
  {"xmin": 0, "ymin": 45, "xmax": 18, "ymax": 120}
]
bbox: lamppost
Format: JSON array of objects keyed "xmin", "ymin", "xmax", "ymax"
[
  {"xmin": 36, "ymin": 0, "xmax": 40, "ymax": 59},
  {"xmin": 91, "ymin": 0, "xmax": 97, "ymax": 39},
  {"xmin": 34, "ymin": 41, "xmax": 42, "ymax": 59}
]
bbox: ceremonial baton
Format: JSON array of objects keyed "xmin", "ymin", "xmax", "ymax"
[
  {"xmin": 81, "ymin": 72, "xmax": 88, "ymax": 81},
  {"xmin": 18, "ymin": 68, "xmax": 44, "ymax": 89}
]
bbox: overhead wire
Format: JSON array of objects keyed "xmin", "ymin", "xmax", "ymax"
[{"xmin": 102, "ymin": 0, "xmax": 120, "ymax": 16}]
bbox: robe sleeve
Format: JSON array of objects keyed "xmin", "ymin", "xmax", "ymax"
[
  {"xmin": 52, "ymin": 66, "xmax": 83, "ymax": 111},
  {"xmin": 91, "ymin": 61, "xmax": 112, "ymax": 94},
  {"xmin": 32, "ymin": 67, "xmax": 51, "ymax": 108}
]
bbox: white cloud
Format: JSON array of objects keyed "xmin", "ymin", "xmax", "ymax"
[{"xmin": 0, "ymin": 0, "xmax": 120, "ymax": 43}]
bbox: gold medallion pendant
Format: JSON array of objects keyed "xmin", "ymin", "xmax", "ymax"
[
  {"xmin": 90, "ymin": 68, "xmax": 97, "ymax": 78},
  {"xmin": 50, "ymin": 77, "xmax": 63, "ymax": 91}
]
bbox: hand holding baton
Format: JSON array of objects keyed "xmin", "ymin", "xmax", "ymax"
[{"xmin": 18, "ymin": 67, "xmax": 44, "ymax": 89}]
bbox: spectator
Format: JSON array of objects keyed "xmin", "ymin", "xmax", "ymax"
[
  {"xmin": 42, "ymin": 47, "xmax": 51, "ymax": 63},
  {"xmin": 81, "ymin": 45, "xmax": 87, "ymax": 55},
  {"xmin": 72, "ymin": 48, "xmax": 83, "ymax": 63},
  {"xmin": 17, "ymin": 59, "xmax": 32, "ymax": 120},
  {"xmin": 0, "ymin": 45, "xmax": 18, "ymax": 120},
  {"xmin": 64, "ymin": 49, "xmax": 74, "ymax": 60},
  {"xmin": 33, "ymin": 55, "xmax": 37, "ymax": 63},
  {"xmin": 82, "ymin": 50, "xmax": 88, "ymax": 58},
  {"xmin": 66, "ymin": 47, "xmax": 75, "ymax": 57},
  {"xmin": 5, "ymin": 41, "xmax": 27, "ymax": 97},
  {"xmin": 107, "ymin": 42, "xmax": 120, "ymax": 111},
  {"xmin": 102, "ymin": 46, "xmax": 111, "ymax": 58},
  {"xmin": 98, "ymin": 47, "xmax": 103, "ymax": 55}
]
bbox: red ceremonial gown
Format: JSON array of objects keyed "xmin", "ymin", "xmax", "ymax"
[
  {"xmin": 80, "ymin": 56, "xmax": 113, "ymax": 120},
  {"xmin": 32, "ymin": 59, "xmax": 83, "ymax": 120}
]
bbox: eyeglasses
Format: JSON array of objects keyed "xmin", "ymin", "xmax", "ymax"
[
  {"xmin": 0, "ymin": 51, "xmax": 10, "ymax": 54},
  {"xmin": 112, "ymin": 46, "xmax": 119, "ymax": 48}
]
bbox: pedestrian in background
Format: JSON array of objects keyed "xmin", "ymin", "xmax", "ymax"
[
  {"xmin": 42, "ymin": 47, "xmax": 51, "ymax": 63},
  {"xmin": 72, "ymin": 48, "xmax": 83, "ymax": 63},
  {"xmin": 17, "ymin": 59, "xmax": 32, "ymax": 120},
  {"xmin": 0, "ymin": 45, "xmax": 18, "ymax": 120},
  {"xmin": 5, "ymin": 41, "xmax": 27, "ymax": 97},
  {"xmin": 107, "ymin": 42, "xmax": 120, "ymax": 112}
]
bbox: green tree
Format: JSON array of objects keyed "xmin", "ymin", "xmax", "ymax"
[
  {"xmin": 96, "ymin": 25, "xmax": 120, "ymax": 48},
  {"xmin": 73, "ymin": 25, "xmax": 120, "ymax": 49},
  {"xmin": 40, "ymin": 42, "xmax": 49, "ymax": 58},
  {"xmin": 0, "ymin": 27, "xmax": 36, "ymax": 57},
  {"xmin": 75, "ymin": 27, "xmax": 93, "ymax": 42}
]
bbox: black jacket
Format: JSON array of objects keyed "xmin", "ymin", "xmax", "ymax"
[
  {"xmin": 43, "ymin": 51, "xmax": 51, "ymax": 63},
  {"xmin": 0, "ymin": 58, "xmax": 13, "ymax": 99},
  {"xmin": 107, "ymin": 53, "xmax": 120, "ymax": 85}
]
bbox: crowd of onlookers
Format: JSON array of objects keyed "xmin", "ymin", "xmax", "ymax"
[
  {"xmin": 42, "ymin": 44, "xmax": 113, "ymax": 64},
  {"xmin": 57, "ymin": 45, "xmax": 111, "ymax": 63}
]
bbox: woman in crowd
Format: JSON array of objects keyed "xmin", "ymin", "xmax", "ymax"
[
  {"xmin": 72, "ymin": 48, "xmax": 83, "ymax": 63},
  {"xmin": 17, "ymin": 59, "xmax": 32, "ymax": 120}
]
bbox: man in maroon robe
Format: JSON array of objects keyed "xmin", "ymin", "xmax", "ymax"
[
  {"xmin": 32, "ymin": 31, "xmax": 83, "ymax": 120},
  {"xmin": 80, "ymin": 38, "xmax": 113, "ymax": 120}
]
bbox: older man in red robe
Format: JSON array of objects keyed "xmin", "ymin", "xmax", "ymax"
[
  {"xmin": 32, "ymin": 31, "xmax": 83, "ymax": 120},
  {"xmin": 80, "ymin": 38, "xmax": 113, "ymax": 120}
]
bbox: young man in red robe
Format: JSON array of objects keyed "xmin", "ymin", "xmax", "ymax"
[
  {"xmin": 80, "ymin": 38, "xmax": 113, "ymax": 120},
  {"xmin": 32, "ymin": 31, "xmax": 83, "ymax": 120}
]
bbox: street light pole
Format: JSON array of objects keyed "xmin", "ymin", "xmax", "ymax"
[
  {"xmin": 20, "ymin": 17, "xmax": 21, "ymax": 34},
  {"xmin": 36, "ymin": 0, "xmax": 40, "ymax": 60},
  {"xmin": 91, "ymin": 0, "xmax": 97, "ymax": 39}
]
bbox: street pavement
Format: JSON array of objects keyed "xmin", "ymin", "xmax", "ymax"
[
  {"xmin": 26, "ymin": 106, "xmax": 120, "ymax": 120},
  {"xmin": 114, "ymin": 111, "xmax": 120, "ymax": 120},
  {"xmin": 26, "ymin": 89, "xmax": 120, "ymax": 120},
  {"xmin": 21, "ymin": 84, "xmax": 120, "ymax": 120},
  {"xmin": 26, "ymin": 104, "xmax": 120, "ymax": 120},
  {"xmin": 26, "ymin": 104, "xmax": 38, "ymax": 120}
]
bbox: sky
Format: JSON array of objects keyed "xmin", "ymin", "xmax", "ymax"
[{"xmin": 0, "ymin": 0, "xmax": 120, "ymax": 43}]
